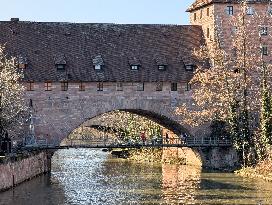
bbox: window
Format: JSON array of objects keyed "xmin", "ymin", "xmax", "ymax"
[
  {"xmin": 207, "ymin": 27, "xmax": 210, "ymax": 38},
  {"xmin": 97, "ymin": 82, "xmax": 103, "ymax": 91},
  {"xmin": 156, "ymin": 82, "xmax": 163, "ymax": 91},
  {"xmin": 116, "ymin": 82, "xmax": 123, "ymax": 91},
  {"xmin": 79, "ymin": 82, "xmax": 85, "ymax": 91},
  {"xmin": 232, "ymin": 26, "xmax": 238, "ymax": 34},
  {"xmin": 186, "ymin": 82, "xmax": 192, "ymax": 91},
  {"xmin": 158, "ymin": 65, "xmax": 166, "ymax": 70},
  {"xmin": 194, "ymin": 13, "xmax": 197, "ymax": 21},
  {"xmin": 185, "ymin": 64, "xmax": 194, "ymax": 71},
  {"xmin": 19, "ymin": 63, "xmax": 27, "ymax": 69},
  {"xmin": 45, "ymin": 82, "xmax": 52, "ymax": 91},
  {"xmin": 136, "ymin": 83, "xmax": 144, "ymax": 91},
  {"xmin": 200, "ymin": 9, "xmax": 203, "ymax": 19},
  {"xmin": 61, "ymin": 81, "xmax": 68, "ymax": 91},
  {"xmin": 246, "ymin": 6, "xmax": 254, "ymax": 15},
  {"xmin": 226, "ymin": 6, "xmax": 234, "ymax": 15},
  {"xmin": 260, "ymin": 26, "xmax": 268, "ymax": 36},
  {"xmin": 27, "ymin": 82, "xmax": 34, "ymax": 91},
  {"xmin": 94, "ymin": 65, "xmax": 102, "ymax": 70},
  {"xmin": 268, "ymin": 7, "xmax": 272, "ymax": 15},
  {"xmin": 171, "ymin": 83, "xmax": 177, "ymax": 91},
  {"xmin": 262, "ymin": 45, "xmax": 268, "ymax": 56},
  {"xmin": 207, "ymin": 7, "xmax": 210, "ymax": 16},
  {"xmin": 29, "ymin": 99, "xmax": 33, "ymax": 107},
  {"xmin": 56, "ymin": 64, "xmax": 66, "ymax": 71},
  {"xmin": 131, "ymin": 65, "xmax": 139, "ymax": 70}
]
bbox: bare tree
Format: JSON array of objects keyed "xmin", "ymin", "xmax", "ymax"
[{"xmin": 0, "ymin": 46, "xmax": 26, "ymax": 139}]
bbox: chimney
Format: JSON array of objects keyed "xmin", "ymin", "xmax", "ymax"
[{"xmin": 10, "ymin": 18, "xmax": 19, "ymax": 22}]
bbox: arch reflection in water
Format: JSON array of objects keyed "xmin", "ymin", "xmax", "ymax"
[{"xmin": 162, "ymin": 164, "xmax": 201, "ymax": 204}]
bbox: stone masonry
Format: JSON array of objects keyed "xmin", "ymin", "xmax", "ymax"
[{"xmin": 26, "ymin": 81, "xmax": 199, "ymax": 144}]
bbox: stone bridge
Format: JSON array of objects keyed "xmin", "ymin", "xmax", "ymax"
[{"xmin": 27, "ymin": 82, "xmax": 195, "ymax": 144}]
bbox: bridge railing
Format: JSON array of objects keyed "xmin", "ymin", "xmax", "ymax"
[{"xmin": 15, "ymin": 136, "xmax": 232, "ymax": 149}]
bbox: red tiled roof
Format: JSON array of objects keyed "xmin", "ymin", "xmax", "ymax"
[{"xmin": 0, "ymin": 20, "xmax": 204, "ymax": 82}]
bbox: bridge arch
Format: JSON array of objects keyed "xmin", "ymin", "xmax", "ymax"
[
  {"xmin": 63, "ymin": 108, "xmax": 192, "ymax": 144},
  {"xmin": 32, "ymin": 95, "xmax": 193, "ymax": 144}
]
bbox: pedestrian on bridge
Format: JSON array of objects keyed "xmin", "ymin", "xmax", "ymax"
[
  {"xmin": 140, "ymin": 132, "xmax": 146, "ymax": 145},
  {"xmin": 165, "ymin": 133, "xmax": 169, "ymax": 144}
]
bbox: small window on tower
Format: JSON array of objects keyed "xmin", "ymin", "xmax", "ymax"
[
  {"xmin": 260, "ymin": 26, "xmax": 268, "ymax": 36},
  {"xmin": 200, "ymin": 9, "xmax": 203, "ymax": 19},
  {"xmin": 194, "ymin": 13, "xmax": 197, "ymax": 21},
  {"xmin": 207, "ymin": 7, "xmax": 210, "ymax": 16},
  {"xmin": 261, "ymin": 45, "xmax": 268, "ymax": 56},
  {"xmin": 246, "ymin": 6, "xmax": 254, "ymax": 15},
  {"xmin": 226, "ymin": 6, "xmax": 234, "ymax": 15},
  {"xmin": 268, "ymin": 7, "xmax": 272, "ymax": 15}
]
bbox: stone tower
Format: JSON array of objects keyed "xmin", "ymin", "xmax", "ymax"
[{"xmin": 186, "ymin": 0, "xmax": 272, "ymax": 61}]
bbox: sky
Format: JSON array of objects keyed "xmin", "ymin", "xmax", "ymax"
[{"xmin": 0, "ymin": 0, "xmax": 194, "ymax": 25}]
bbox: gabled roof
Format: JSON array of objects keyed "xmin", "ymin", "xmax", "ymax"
[
  {"xmin": 186, "ymin": 0, "xmax": 271, "ymax": 12},
  {"xmin": 0, "ymin": 20, "xmax": 204, "ymax": 82}
]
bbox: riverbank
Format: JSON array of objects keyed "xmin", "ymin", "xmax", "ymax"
[
  {"xmin": 0, "ymin": 151, "xmax": 51, "ymax": 192},
  {"xmin": 235, "ymin": 155, "xmax": 272, "ymax": 182}
]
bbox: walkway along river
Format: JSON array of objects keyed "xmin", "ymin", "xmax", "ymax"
[{"xmin": 0, "ymin": 148, "xmax": 271, "ymax": 205}]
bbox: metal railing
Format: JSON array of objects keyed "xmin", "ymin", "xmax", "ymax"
[{"xmin": 14, "ymin": 136, "xmax": 232, "ymax": 150}]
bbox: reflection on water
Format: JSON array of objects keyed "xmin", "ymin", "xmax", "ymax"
[
  {"xmin": 0, "ymin": 148, "xmax": 271, "ymax": 205},
  {"xmin": 162, "ymin": 164, "xmax": 201, "ymax": 204}
]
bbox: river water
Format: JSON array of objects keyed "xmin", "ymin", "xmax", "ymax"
[{"xmin": 0, "ymin": 149, "xmax": 271, "ymax": 205}]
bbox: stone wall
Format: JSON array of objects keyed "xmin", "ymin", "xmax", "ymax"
[
  {"xmin": 0, "ymin": 151, "xmax": 51, "ymax": 192},
  {"xmin": 162, "ymin": 147, "xmax": 239, "ymax": 169},
  {"xmin": 24, "ymin": 82, "xmax": 204, "ymax": 144}
]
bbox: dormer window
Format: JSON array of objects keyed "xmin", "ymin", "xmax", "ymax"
[
  {"xmin": 155, "ymin": 56, "xmax": 167, "ymax": 71},
  {"xmin": 93, "ymin": 55, "xmax": 104, "ymax": 71},
  {"xmin": 55, "ymin": 54, "xmax": 66, "ymax": 71},
  {"xmin": 185, "ymin": 64, "xmax": 194, "ymax": 71},
  {"xmin": 94, "ymin": 64, "xmax": 102, "ymax": 70},
  {"xmin": 131, "ymin": 65, "xmax": 139, "ymax": 70},
  {"xmin": 128, "ymin": 57, "xmax": 141, "ymax": 71},
  {"xmin": 158, "ymin": 65, "xmax": 166, "ymax": 70},
  {"xmin": 18, "ymin": 55, "xmax": 28, "ymax": 69},
  {"xmin": 56, "ymin": 64, "xmax": 66, "ymax": 71},
  {"xmin": 19, "ymin": 63, "xmax": 27, "ymax": 69}
]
